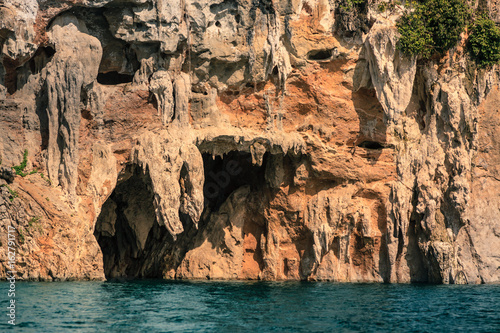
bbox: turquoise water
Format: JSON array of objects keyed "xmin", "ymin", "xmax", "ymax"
[{"xmin": 1, "ymin": 280, "xmax": 499, "ymax": 332}]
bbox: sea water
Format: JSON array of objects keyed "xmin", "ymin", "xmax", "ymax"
[{"xmin": 1, "ymin": 280, "xmax": 499, "ymax": 332}]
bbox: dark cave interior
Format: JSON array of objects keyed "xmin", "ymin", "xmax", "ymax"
[{"xmin": 94, "ymin": 151, "xmax": 269, "ymax": 279}]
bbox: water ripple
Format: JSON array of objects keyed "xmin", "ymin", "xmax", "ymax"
[{"xmin": 0, "ymin": 281, "xmax": 499, "ymax": 332}]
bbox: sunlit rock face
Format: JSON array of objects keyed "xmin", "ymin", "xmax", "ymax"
[{"xmin": 0, "ymin": 0, "xmax": 499, "ymax": 283}]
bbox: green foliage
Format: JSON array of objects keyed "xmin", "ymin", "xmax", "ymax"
[
  {"xmin": 18, "ymin": 228, "xmax": 24, "ymax": 243},
  {"xmin": 421, "ymin": 0, "xmax": 470, "ymax": 52},
  {"xmin": 340, "ymin": 0, "xmax": 365, "ymax": 10},
  {"xmin": 378, "ymin": 0, "xmax": 401, "ymax": 13},
  {"xmin": 1, "ymin": 184, "xmax": 18, "ymax": 202},
  {"xmin": 397, "ymin": 0, "xmax": 470, "ymax": 57},
  {"xmin": 469, "ymin": 15, "xmax": 500, "ymax": 68},
  {"xmin": 11, "ymin": 150, "xmax": 46, "ymax": 179},
  {"xmin": 397, "ymin": 9, "xmax": 433, "ymax": 58},
  {"xmin": 28, "ymin": 216, "xmax": 41, "ymax": 228},
  {"xmin": 39, "ymin": 172, "xmax": 52, "ymax": 185},
  {"xmin": 12, "ymin": 149, "xmax": 28, "ymax": 176},
  {"xmin": 28, "ymin": 216, "xmax": 43, "ymax": 233}
]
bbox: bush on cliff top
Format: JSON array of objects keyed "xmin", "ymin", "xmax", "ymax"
[
  {"xmin": 397, "ymin": 8, "xmax": 433, "ymax": 58},
  {"xmin": 469, "ymin": 15, "xmax": 500, "ymax": 68},
  {"xmin": 397, "ymin": 0, "xmax": 470, "ymax": 57}
]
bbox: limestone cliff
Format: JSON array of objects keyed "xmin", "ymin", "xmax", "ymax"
[{"xmin": 0, "ymin": 0, "xmax": 499, "ymax": 283}]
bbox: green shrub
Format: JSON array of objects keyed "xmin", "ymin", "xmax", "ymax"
[
  {"xmin": 378, "ymin": 1, "xmax": 401, "ymax": 13},
  {"xmin": 28, "ymin": 216, "xmax": 43, "ymax": 233},
  {"xmin": 469, "ymin": 15, "xmax": 500, "ymax": 68},
  {"xmin": 340, "ymin": 0, "xmax": 365, "ymax": 10},
  {"xmin": 397, "ymin": 0, "xmax": 470, "ymax": 57},
  {"xmin": 422, "ymin": 0, "xmax": 470, "ymax": 52},
  {"xmin": 397, "ymin": 9, "xmax": 433, "ymax": 57},
  {"xmin": 12, "ymin": 149, "xmax": 28, "ymax": 176}
]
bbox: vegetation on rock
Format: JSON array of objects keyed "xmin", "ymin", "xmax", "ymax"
[
  {"xmin": 12, "ymin": 149, "xmax": 28, "ymax": 176},
  {"xmin": 397, "ymin": 0, "xmax": 470, "ymax": 58},
  {"xmin": 397, "ymin": 1, "xmax": 500, "ymax": 68},
  {"xmin": 340, "ymin": 0, "xmax": 365, "ymax": 10},
  {"xmin": 1, "ymin": 184, "xmax": 18, "ymax": 202},
  {"xmin": 396, "ymin": 7, "xmax": 433, "ymax": 58},
  {"xmin": 469, "ymin": 14, "xmax": 500, "ymax": 68}
]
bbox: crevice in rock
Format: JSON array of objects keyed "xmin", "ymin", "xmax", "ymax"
[
  {"xmin": 407, "ymin": 217, "xmax": 428, "ymax": 282},
  {"xmin": 307, "ymin": 49, "xmax": 333, "ymax": 61},
  {"xmin": 35, "ymin": 84, "xmax": 50, "ymax": 150},
  {"xmin": 2, "ymin": 57, "xmax": 19, "ymax": 94},
  {"xmin": 14, "ymin": 45, "xmax": 57, "ymax": 92},
  {"xmin": 29, "ymin": 46, "xmax": 56, "ymax": 74},
  {"xmin": 357, "ymin": 140, "xmax": 384, "ymax": 149},
  {"xmin": 97, "ymin": 71, "xmax": 134, "ymax": 85}
]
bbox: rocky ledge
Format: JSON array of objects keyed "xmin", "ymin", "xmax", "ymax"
[{"xmin": 0, "ymin": 0, "xmax": 499, "ymax": 283}]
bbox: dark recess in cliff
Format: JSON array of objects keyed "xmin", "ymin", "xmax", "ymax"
[
  {"xmin": 95, "ymin": 152, "xmax": 270, "ymax": 279},
  {"xmin": 307, "ymin": 49, "xmax": 333, "ymax": 61},
  {"xmin": 97, "ymin": 71, "xmax": 134, "ymax": 85},
  {"xmin": 94, "ymin": 167, "xmax": 169, "ymax": 279},
  {"xmin": 202, "ymin": 151, "xmax": 267, "ymax": 210}
]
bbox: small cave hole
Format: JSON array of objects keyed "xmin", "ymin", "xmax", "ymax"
[
  {"xmin": 135, "ymin": 22, "xmax": 146, "ymax": 31},
  {"xmin": 81, "ymin": 109, "xmax": 93, "ymax": 120},
  {"xmin": 357, "ymin": 141, "xmax": 385, "ymax": 150},
  {"xmin": 307, "ymin": 49, "xmax": 333, "ymax": 61},
  {"xmin": 235, "ymin": 14, "xmax": 241, "ymax": 24},
  {"xmin": 202, "ymin": 151, "xmax": 267, "ymax": 211},
  {"xmin": 215, "ymin": 20, "xmax": 222, "ymax": 27},
  {"xmin": 97, "ymin": 71, "xmax": 134, "ymax": 85},
  {"xmin": 29, "ymin": 46, "xmax": 56, "ymax": 74}
]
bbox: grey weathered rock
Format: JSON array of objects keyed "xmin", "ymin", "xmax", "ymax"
[
  {"xmin": 365, "ymin": 16, "xmax": 417, "ymax": 123},
  {"xmin": 149, "ymin": 70, "xmax": 174, "ymax": 125},
  {"xmin": 173, "ymin": 72, "xmax": 191, "ymax": 126},
  {"xmin": 0, "ymin": 0, "xmax": 37, "ymax": 61},
  {"xmin": 45, "ymin": 14, "xmax": 102, "ymax": 197},
  {"xmin": 132, "ymin": 130, "xmax": 204, "ymax": 237},
  {"xmin": 0, "ymin": 166, "xmax": 15, "ymax": 183}
]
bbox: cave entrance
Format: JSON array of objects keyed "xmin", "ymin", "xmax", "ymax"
[
  {"xmin": 201, "ymin": 151, "xmax": 267, "ymax": 212},
  {"xmin": 94, "ymin": 151, "xmax": 271, "ymax": 280},
  {"xmin": 94, "ymin": 166, "xmax": 170, "ymax": 280}
]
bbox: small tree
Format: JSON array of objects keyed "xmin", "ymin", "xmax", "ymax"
[
  {"xmin": 397, "ymin": 0, "xmax": 470, "ymax": 57},
  {"xmin": 469, "ymin": 15, "xmax": 500, "ymax": 68},
  {"xmin": 421, "ymin": 0, "xmax": 470, "ymax": 52},
  {"xmin": 397, "ymin": 9, "xmax": 433, "ymax": 58}
]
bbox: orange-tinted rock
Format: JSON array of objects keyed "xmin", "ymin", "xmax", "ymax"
[{"xmin": 0, "ymin": 0, "xmax": 499, "ymax": 284}]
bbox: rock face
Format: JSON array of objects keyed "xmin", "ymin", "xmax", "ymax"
[{"xmin": 0, "ymin": 0, "xmax": 499, "ymax": 283}]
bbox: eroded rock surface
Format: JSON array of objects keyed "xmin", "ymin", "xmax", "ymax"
[{"xmin": 0, "ymin": 0, "xmax": 499, "ymax": 283}]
